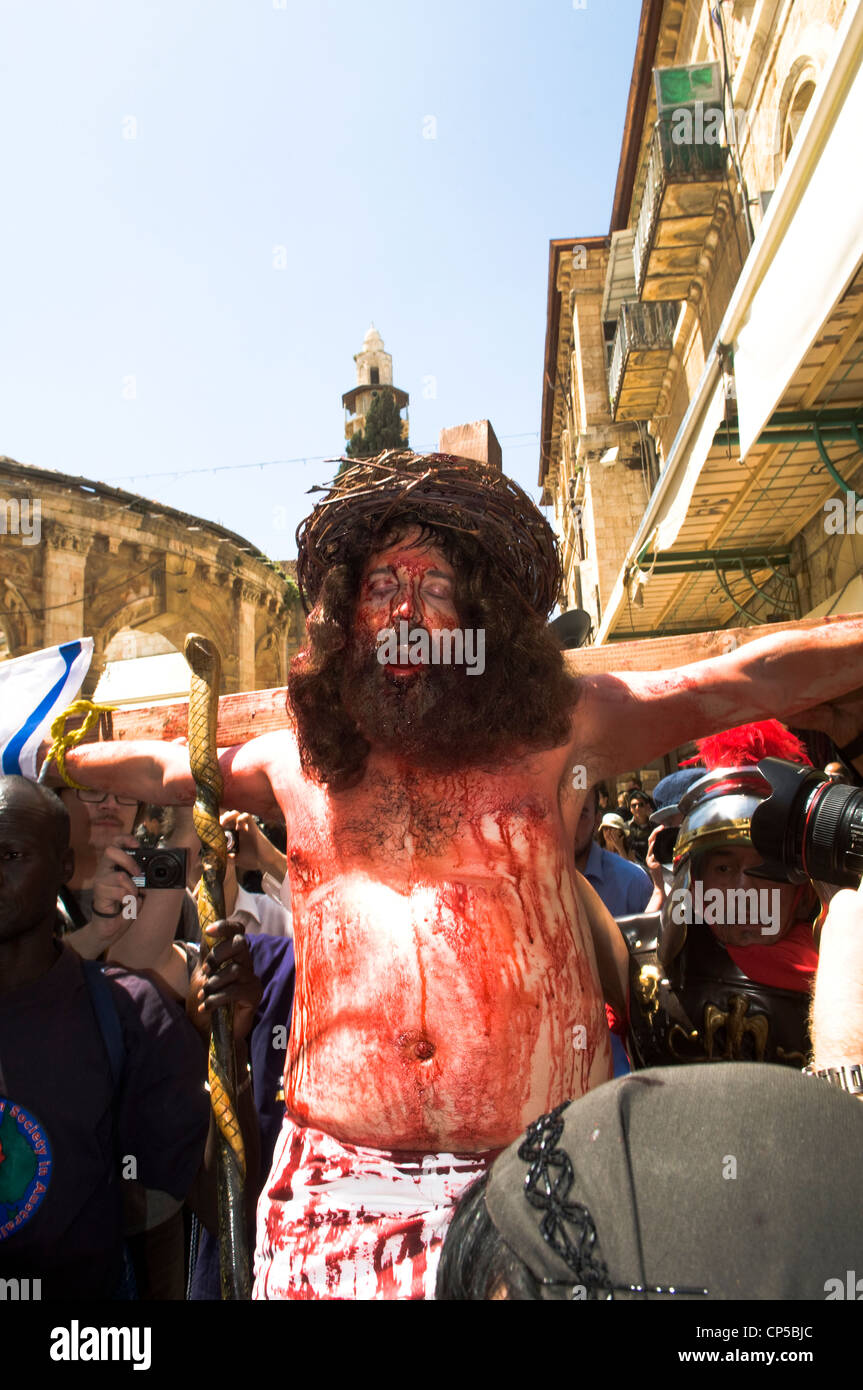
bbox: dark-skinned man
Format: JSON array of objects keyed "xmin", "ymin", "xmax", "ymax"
[{"xmin": 0, "ymin": 775, "xmax": 259, "ymax": 1299}]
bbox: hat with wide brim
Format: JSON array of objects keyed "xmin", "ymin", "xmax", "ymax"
[
  {"xmin": 295, "ymin": 450, "xmax": 562, "ymax": 617},
  {"xmin": 483, "ymin": 1063, "xmax": 863, "ymax": 1300}
]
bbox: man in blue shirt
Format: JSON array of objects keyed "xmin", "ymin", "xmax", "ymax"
[
  {"xmin": 574, "ymin": 786, "xmax": 652, "ymax": 918},
  {"xmin": 574, "ymin": 786, "xmax": 652, "ymax": 1078}
]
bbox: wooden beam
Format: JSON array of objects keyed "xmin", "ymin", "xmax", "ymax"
[
  {"xmin": 66, "ymin": 612, "xmax": 863, "ymax": 746},
  {"xmin": 565, "ymin": 612, "xmax": 859, "ymax": 675},
  {"xmin": 74, "ymin": 686, "xmax": 295, "ymax": 746}
]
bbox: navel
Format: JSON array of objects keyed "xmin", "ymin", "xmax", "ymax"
[{"xmin": 396, "ymin": 1029, "xmax": 436, "ymax": 1061}]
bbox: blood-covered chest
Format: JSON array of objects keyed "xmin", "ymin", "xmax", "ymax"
[{"xmin": 286, "ymin": 767, "xmax": 564, "ymax": 887}]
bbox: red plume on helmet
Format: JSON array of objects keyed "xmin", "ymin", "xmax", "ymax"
[{"xmin": 681, "ymin": 719, "xmax": 812, "ymax": 771}]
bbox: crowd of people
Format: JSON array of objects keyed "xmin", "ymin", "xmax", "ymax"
[
  {"xmin": 4, "ymin": 450, "xmax": 863, "ymax": 1303},
  {"xmin": 0, "ymin": 777, "xmax": 294, "ymax": 1299}
]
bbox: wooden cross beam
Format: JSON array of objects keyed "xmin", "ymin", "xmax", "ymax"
[{"xmin": 70, "ymin": 612, "xmax": 861, "ymax": 747}]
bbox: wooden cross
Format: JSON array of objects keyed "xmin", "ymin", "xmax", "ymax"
[{"xmin": 66, "ymin": 612, "xmax": 860, "ymax": 747}]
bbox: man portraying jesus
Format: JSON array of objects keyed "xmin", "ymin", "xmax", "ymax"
[{"xmin": 37, "ymin": 451, "xmax": 863, "ymax": 1299}]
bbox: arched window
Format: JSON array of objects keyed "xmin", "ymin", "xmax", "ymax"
[{"xmin": 783, "ymin": 78, "xmax": 816, "ymax": 160}]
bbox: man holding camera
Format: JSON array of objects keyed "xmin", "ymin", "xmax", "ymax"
[{"xmin": 53, "ymin": 786, "xmax": 141, "ymax": 938}]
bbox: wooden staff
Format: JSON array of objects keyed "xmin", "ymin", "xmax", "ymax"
[{"xmin": 185, "ymin": 633, "xmax": 250, "ymax": 1300}]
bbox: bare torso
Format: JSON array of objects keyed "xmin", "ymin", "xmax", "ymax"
[{"xmin": 254, "ymin": 733, "xmax": 611, "ymax": 1153}]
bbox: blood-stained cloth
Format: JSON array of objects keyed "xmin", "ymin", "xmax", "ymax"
[{"xmin": 253, "ymin": 1116, "xmax": 496, "ymax": 1300}]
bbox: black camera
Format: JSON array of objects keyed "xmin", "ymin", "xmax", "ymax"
[
  {"xmin": 750, "ymin": 756, "xmax": 863, "ymax": 888},
  {"xmin": 129, "ymin": 846, "xmax": 188, "ymax": 890},
  {"xmin": 653, "ymin": 824, "xmax": 679, "ymax": 865}
]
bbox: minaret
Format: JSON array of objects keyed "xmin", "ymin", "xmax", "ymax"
[{"xmin": 342, "ymin": 324, "xmax": 409, "ymax": 446}]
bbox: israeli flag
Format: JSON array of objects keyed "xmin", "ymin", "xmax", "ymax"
[{"xmin": 0, "ymin": 639, "xmax": 93, "ymax": 779}]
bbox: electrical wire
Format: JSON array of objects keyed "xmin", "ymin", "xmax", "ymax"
[{"xmin": 99, "ymin": 431, "xmax": 549, "ymax": 485}]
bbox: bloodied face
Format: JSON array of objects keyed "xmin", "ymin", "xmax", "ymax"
[
  {"xmin": 355, "ymin": 528, "xmax": 458, "ymax": 653},
  {"xmin": 355, "ymin": 527, "xmax": 460, "ymax": 675},
  {"xmin": 340, "ymin": 527, "xmax": 480, "ymax": 763}
]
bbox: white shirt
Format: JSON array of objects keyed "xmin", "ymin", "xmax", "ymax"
[{"xmin": 228, "ymin": 882, "xmax": 293, "ymax": 938}]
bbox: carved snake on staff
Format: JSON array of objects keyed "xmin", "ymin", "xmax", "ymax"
[{"xmin": 185, "ymin": 633, "xmax": 251, "ymax": 1301}]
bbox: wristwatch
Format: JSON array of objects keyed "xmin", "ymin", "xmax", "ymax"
[{"xmin": 802, "ymin": 1062, "xmax": 863, "ymax": 1094}]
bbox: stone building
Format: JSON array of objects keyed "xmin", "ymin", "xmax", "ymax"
[
  {"xmin": 0, "ymin": 457, "xmax": 305, "ymax": 697},
  {"xmin": 540, "ymin": 0, "xmax": 863, "ymax": 645},
  {"xmin": 342, "ymin": 324, "xmax": 410, "ymax": 447}
]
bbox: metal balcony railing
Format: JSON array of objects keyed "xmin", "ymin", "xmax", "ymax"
[
  {"xmin": 633, "ymin": 114, "xmax": 728, "ymax": 293},
  {"xmin": 608, "ymin": 300, "xmax": 679, "ymax": 415}
]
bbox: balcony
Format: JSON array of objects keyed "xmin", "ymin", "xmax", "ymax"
[
  {"xmin": 633, "ymin": 114, "xmax": 728, "ymax": 300},
  {"xmin": 608, "ymin": 300, "xmax": 680, "ymax": 421}
]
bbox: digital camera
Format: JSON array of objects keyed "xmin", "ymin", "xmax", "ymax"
[{"xmin": 129, "ymin": 846, "xmax": 188, "ymax": 890}]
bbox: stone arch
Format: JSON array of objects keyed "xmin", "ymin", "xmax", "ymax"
[
  {"xmin": 88, "ymin": 591, "xmax": 235, "ymax": 694},
  {"xmin": 99, "ymin": 593, "xmax": 167, "ymax": 649},
  {"xmin": 103, "ymin": 627, "xmax": 179, "ymax": 663},
  {"xmin": 1, "ymin": 458, "xmax": 305, "ymax": 695},
  {"xmin": 0, "ymin": 577, "xmax": 39, "ymax": 658},
  {"xmin": 85, "ymin": 593, "xmax": 170, "ymax": 695}
]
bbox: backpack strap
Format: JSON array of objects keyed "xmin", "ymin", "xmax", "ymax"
[
  {"xmin": 80, "ymin": 959, "xmax": 138, "ymax": 1301},
  {"xmin": 81, "ymin": 958, "xmax": 126, "ymax": 1089}
]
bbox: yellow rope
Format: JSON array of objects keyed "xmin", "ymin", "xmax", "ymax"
[{"xmin": 43, "ymin": 699, "xmax": 116, "ymax": 790}]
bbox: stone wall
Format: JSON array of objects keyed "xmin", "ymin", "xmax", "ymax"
[{"xmin": 0, "ymin": 458, "xmax": 306, "ymax": 696}]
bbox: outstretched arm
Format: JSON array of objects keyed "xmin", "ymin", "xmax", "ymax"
[
  {"xmin": 574, "ymin": 618, "xmax": 863, "ymax": 782},
  {"xmin": 38, "ymin": 729, "xmax": 288, "ymax": 821},
  {"xmin": 40, "ymin": 737, "xmax": 196, "ymax": 804}
]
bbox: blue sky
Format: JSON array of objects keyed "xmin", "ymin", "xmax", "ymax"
[{"xmin": 0, "ymin": 0, "xmax": 641, "ymax": 559}]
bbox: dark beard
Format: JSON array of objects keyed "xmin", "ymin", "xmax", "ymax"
[{"xmin": 340, "ymin": 634, "xmax": 482, "ymax": 770}]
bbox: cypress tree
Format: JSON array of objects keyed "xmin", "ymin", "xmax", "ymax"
[{"xmin": 345, "ymin": 386, "xmax": 407, "ymax": 460}]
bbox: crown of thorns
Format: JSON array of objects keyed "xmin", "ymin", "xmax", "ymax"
[{"xmin": 295, "ymin": 450, "xmax": 562, "ymax": 616}]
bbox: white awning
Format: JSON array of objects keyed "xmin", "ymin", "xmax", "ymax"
[{"xmin": 648, "ymin": 379, "xmax": 727, "ymax": 555}]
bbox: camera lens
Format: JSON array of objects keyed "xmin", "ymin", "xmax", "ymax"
[
  {"xmin": 751, "ymin": 757, "xmax": 863, "ymax": 888},
  {"xmin": 148, "ymin": 853, "xmax": 177, "ymax": 887},
  {"xmin": 796, "ymin": 780, "xmax": 863, "ymax": 885}
]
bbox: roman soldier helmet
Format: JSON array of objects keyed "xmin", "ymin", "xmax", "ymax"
[{"xmin": 659, "ymin": 720, "xmax": 813, "ymax": 967}]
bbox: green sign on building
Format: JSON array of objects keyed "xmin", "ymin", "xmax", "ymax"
[{"xmin": 654, "ymin": 62, "xmax": 722, "ymax": 111}]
